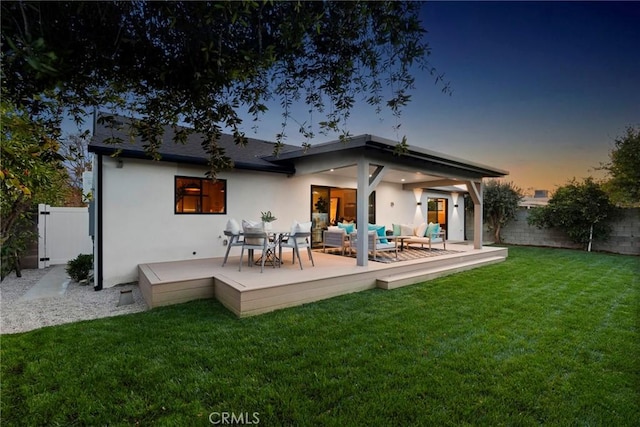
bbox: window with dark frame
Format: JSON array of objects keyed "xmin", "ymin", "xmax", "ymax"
[{"xmin": 175, "ymin": 176, "xmax": 226, "ymax": 214}]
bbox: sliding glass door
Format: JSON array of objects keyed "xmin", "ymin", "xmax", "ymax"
[
  {"xmin": 311, "ymin": 186, "xmax": 330, "ymax": 246},
  {"xmin": 311, "ymin": 185, "xmax": 376, "ymax": 246}
]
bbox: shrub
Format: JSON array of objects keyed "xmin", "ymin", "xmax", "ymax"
[
  {"xmin": 528, "ymin": 177, "xmax": 616, "ymax": 251},
  {"xmin": 66, "ymin": 254, "xmax": 93, "ymax": 282}
]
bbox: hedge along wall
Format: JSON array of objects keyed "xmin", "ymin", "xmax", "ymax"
[
  {"xmin": 500, "ymin": 208, "xmax": 584, "ymax": 251},
  {"xmin": 465, "ymin": 207, "xmax": 640, "ymax": 256}
]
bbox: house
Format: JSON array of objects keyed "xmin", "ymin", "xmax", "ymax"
[
  {"xmin": 521, "ymin": 190, "xmax": 550, "ymax": 208},
  {"xmin": 88, "ymin": 115, "xmax": 508, "ymax": 291}
]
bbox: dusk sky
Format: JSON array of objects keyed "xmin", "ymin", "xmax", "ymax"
[
  {"xmin": 408, "ymin": 1, "xmax": 640, "ymax": 193},
  {"xmin": 244, "ymin": 1, "xmax": 640, "ymax": 193},
  {"xmin": 72, "ymin": 1, "xmax": 639, "ymax": 194}
]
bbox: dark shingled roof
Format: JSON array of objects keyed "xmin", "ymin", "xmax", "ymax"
[
  {"xmin": 88, "ymin": 115, "xmax": 299, "ymax": 174},
  {"xmin": 89, "ymin": 114, "xmax": 508, "ymax": 179}
]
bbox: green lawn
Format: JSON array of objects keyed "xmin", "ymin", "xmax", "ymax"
[{"xmin": 1, "ymin": 246, "xmax": 638, "ymax": 426}]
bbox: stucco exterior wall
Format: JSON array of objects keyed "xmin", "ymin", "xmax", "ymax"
[{"xmin": 97, "ymin": 157, "xmax": 465, "ymax": 287}]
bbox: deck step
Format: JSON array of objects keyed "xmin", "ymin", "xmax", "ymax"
[{"xmin": 377, "ymin": 255, "xmax": 506, "ymax": 290}]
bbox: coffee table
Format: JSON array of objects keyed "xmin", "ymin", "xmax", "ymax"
[{"xmin": 387, "ymin": 235, "xmax": 412, "ymax": 251}]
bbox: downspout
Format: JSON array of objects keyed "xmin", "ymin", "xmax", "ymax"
[{"xmin": 94, "ymin": 154, "xmax": 104, "ymax": 291}]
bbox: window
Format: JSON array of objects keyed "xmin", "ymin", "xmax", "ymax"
[{"xmin": 175, "ymin": 176, "xmax": 226, "ymax": 214}]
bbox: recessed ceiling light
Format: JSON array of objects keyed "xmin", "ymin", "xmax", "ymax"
[{"xmin": 401, "ymin": 178, "xmax": 405, "ymax": 182}]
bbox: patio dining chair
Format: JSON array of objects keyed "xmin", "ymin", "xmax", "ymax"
[
  {"xmin": 221, "ymin": 230, "xmax": 244, "ymax": 267},
  {"xmin": 279, "ymin": 230, "xmax": 315, "ymax": 270},
  {"xmin": 279, "ymin": 221, "xmax": 314, "ymax": 270},
  {"xmin": 239, "ymin": 228, "xmax": 277, "ymax": 273}
]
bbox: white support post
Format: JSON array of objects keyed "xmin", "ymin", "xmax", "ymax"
[
  {"xmin": 355, "ymin": 161, "xmax": 388, "ymax": 266},
  {"xmin": 356, "ymin": 158, "xmax": 370, "ymax": 266},
  {"xmin": 466, "ymin": 180, "xmax": 483, "ymax": 250}
]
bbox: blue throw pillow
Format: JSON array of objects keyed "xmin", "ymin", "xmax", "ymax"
[
  {"xmin": 338, "ymin": 222, "xmax": 355, "ymax": 234},
  {"xmin": 378, "ymin": 226, "xmax": 388, "ymax": 243},
  {"xmin": 368, "ymin": 224, "xmax": 388, "ymax": 243}
]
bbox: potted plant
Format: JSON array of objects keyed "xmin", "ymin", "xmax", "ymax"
[
  {"xmin": 261, "ymin": 211, "xmax": 277, "ymax": 230},
  {"xmin": 314, "ymin": 197, "xmax": 328, "ymax": 212}
]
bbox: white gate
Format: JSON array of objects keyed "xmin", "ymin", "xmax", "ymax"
[{"xmin": 38, "ymin": 204, "xmax": 93, "ymax": 268}]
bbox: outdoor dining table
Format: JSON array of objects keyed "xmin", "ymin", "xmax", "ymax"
[{"xmin": 245, "ymin": 230, "xmax": 290, "ymax": 267}]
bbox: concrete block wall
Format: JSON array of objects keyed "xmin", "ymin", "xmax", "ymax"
[
  {"xmin": 591, "ymin": 208, "xmax": 640, "ymax": 255},
  {"xmin": 465, "ymin": 208, "xmax": 640, "ymax": 255},
  {"xmin": 466, "ymin": 208, "xmax": 640, "ymax": 255},
  {"xmin": 500, "ymin": 209, "xmax": 582, "ymax": 250}
]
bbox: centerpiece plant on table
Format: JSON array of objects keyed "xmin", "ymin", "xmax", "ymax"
[{"xmin": 261, "ymin": 211, "xmax": 277, "ymax": 230}]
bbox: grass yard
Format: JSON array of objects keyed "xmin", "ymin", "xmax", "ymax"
[{"xmin": 1, "ymin": 246, "xmax": 638, "ymax": 426}]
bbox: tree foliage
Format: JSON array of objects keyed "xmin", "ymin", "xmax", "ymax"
[
  {"xmin": 600, "ymin": 126, "xmax": 640, "ymax": 207},
  {"xmin": 1, "ymin": 101, "xmax": 69, "ymax": 279},
  {"xmin": 59, "ymin": 132, "xmax": 93, "ymax": 206},
  {"xmin": 528, "ymin": 178, "xmax": 616, "ymax": 251},
  {"xmin": 483, "ymin": 180, "xmax": 523, "ymax": 244},
  {"xmin": 1, "ymin": 1, "xmax": 448, "ymax": 178}
]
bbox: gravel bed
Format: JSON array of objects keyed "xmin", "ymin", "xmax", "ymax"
[{"xmin": 1, "ymin": 267, "xmax": 148, "ymax": 335}]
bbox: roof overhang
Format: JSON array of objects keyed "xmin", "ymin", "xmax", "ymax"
[
  {"xmin": 88, "ymin": 144, "xmax": 295, "ymax": 174},
  {"xmin": 264, "ymin": 134, "xmax": 508, "ymax": 188}
]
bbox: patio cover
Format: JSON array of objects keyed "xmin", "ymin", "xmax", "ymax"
[{"xmin": 264, "ymin": 134, "xmax": 508, "ymax": 266}]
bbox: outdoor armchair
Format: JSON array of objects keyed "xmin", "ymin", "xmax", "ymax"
[
  {"xmin": 322, "ymin": 227, "xmax": 351, "ymax": 255},
  {"xmin": 350, "ymin": 230, "xmax": 398, "ymax": 261}
]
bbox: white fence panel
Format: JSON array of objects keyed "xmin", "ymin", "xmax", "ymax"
[{"xmin": 38, "ymin": 204, "xmax": 93, "ymax": 268}]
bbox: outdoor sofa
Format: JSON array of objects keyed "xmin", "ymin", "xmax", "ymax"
[{"xmin": 394, "ymin": 222, "xmax": 446, "ymax": 250}]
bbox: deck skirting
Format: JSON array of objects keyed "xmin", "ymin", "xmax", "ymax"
[
  {"xmin": 138, "ymin": 245, "xmax": 508, "ymax": 316},
  {"xmin": 222, "ymin": 272, "xmax": 381, "ymax": 317},
  {"xmin": 377, "ymin": 255, "xmax": 506, "ymax": 290},
  {"xmin": 139, "ymin": 263, "xmax": 216, "ymax": 308}
]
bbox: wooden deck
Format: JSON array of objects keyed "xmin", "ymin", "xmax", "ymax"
[{"xmin": 138, "ymin": 243, "xmax": 508, "ymax": 317}]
